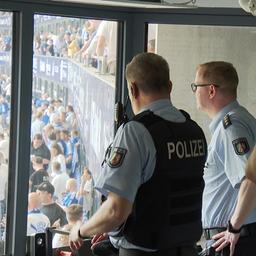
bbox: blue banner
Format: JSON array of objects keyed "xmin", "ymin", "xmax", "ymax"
[{"xmin": 33, "ymin": 56, "xmax": 68, "ymax": 83}]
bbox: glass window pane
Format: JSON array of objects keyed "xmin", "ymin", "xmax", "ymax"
[
  {"xmin": 147, "ymin": 24, "xmax": 156, "ymax": 53},
  {"xmin": 148, "ymin": 23, "xmax": 256, "ymax": 141},
  {"xmin": 31, "ymin": 15, "xmax": 117, "ymax": 245},
  {"xmin": 0, "ymin": 11, "xmax": 12, "ymax": 254}
]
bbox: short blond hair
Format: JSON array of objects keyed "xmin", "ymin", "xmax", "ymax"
[
  {"xmin": 125, "ymin": 52, "xmax": 170, "ymax": 94},
  {"xmin": 197, "ymin": 61, "xmax": 238, "ymax": 96},
  {"xmin": 52, "ymin": 161, "xmax": 61, "ymax": 171},
  {"xmin": 66, "ymin": 204, "xmax": 83, "ymax": 222}
]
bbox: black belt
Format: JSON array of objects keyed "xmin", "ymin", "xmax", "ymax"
[{"xmin": 203, "ymin": 222, "xmax": 256, "ymax": 240}]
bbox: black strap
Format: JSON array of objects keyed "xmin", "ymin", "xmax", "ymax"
[
  {"xmin": 204, "ymin": 222, "xmax": 256, "ymax": 240},
  {"xmin": 203, "ymin": 228, "xmax": 226, "ymax": 240}
]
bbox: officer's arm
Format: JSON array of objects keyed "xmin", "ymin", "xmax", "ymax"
[
  {"xmin": 230, "ymin": 178, "xmax": 256, "ymax": 230},
  {"xmin": 78, "ymin": 192, "xmax": 132, "ymax": 237},
  {"xmin": 231, "ymin": 146, "xmax": 256, "ymax": 229},
  {"xmin": 213, "ymin": 178, "xmax": 256, "ymax": 254},
  {"xmin": 96, "ymin": 35, "xmax": 106, "ymax": 56},
  {"xmin": 245, "ymin": 146, "xmax": 256, "ymax": 184}
]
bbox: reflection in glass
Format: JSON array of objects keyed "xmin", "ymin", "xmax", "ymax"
[
  {"xmin": 33, "ymin": 16, "xmax": 117, "ymax": 76},
  {"xmin": 31, "ymin": 15, "xmax": 117, "ymax": 243}
]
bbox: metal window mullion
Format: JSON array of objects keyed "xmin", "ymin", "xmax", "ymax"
[
  {"xmin": 118, "ymin": 15, "xmax": 145, "ymax": 122},
  {"xmin": 119, "ymin": 16, "xmax": 134, "ymax": 103}
]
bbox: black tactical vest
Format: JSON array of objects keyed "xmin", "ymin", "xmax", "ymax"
[{"xmin": 123, "ymin": 110, "xmax": 207, "ymax": 249}]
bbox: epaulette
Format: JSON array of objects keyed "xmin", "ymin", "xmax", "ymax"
[{"xmin": 223, "ymin": 114, "xmax": 232, "ymax": 129}]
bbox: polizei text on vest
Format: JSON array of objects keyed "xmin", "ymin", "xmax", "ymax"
[{"xmin": 167, "ymin": 139, "xmax": 205, "ymax": 159}]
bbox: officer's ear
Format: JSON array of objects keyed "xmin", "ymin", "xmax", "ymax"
[
  {"xmin": 169, "ymin": 81, "xmax": 173, "ymax": 94},
  {"xmin": 130, "ymin": 81, "xmax": 139, "ymax": 99},
  {"xmin": 209, "ymin": 84, "xmax": 217, "ymax": 99}
]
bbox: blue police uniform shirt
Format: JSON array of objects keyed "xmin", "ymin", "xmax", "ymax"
[
  {"xmin": 95, "ymin": 99, "xmax": 186, "ymax": 250},
  {"xmin": 202, "ymin": 100, "xmax": 256, "ymax": 229}
]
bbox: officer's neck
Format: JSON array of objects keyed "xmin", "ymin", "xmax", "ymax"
[
  {"xmin": 208, "ymin": 96, "xmax": 237, "ymax": 119},
  {"xmin": 134, "ymin": 94, "xmax": 170, "ymax": 115}
]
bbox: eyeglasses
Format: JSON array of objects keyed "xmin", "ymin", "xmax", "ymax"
[{"xmin": 191, "ymin": 83, "xmax": 220, "ymax": 92}]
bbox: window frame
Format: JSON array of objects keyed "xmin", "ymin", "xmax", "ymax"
[{"xmin": 0, "ymin": 1, "xmax": 255, "ymax": 255}]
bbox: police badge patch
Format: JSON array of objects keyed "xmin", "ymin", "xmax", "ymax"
[
  {"xmin": 107, "ymin": 147, "xmax": 127, "ymax": 168},
  {"xmin": 232, "ymin": 138, "xmax": 250, "ymax": 155}
]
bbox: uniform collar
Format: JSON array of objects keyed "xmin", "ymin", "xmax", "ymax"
[
  {"xmin": 139, "ymin": 99, "xmax": 172, "ymax": 114},
  {"xmin": 209, "ymin": 100, "xmax": 239, "ymax": 134}
]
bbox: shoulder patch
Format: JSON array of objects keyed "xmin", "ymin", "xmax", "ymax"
[
  {"xmin": 223, "ymin": 114, "xmax": 232, "ymax": 129},
  {"xmin": 232, "ymin": 138, "xmax": 250, "ymax": 155},
  {"xmin": 107, "ymin": 147, "xmax": 127, "ymax": 168}
]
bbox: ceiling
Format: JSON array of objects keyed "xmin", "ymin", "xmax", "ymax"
[{"xmin": 54, "ymin": 0, "xmax": 241, "ymax": 9}]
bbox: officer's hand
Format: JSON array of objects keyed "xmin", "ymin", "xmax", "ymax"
[
  {"xmin": 91, "ymin": 233, "xmax": 108, "ymax": 249},
  {"xmin": 69, "ymin": 221, "xmax": 84, "ymax": 251},
  {"xmin": 91, "ymin": 233, "xmax": 108, "ymax": 245},
  {"xmin": 212, "ymin": 230, "xmax": 240, "ymax": 256}
]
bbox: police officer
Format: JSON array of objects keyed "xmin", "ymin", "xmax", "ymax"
[
  {"xmin": 192, "ymin": 61, "xmax": 256, "ymax": 256},
  {"xmin": 69, "ymin": 53, "xmax": 207, "ymax": 256}
]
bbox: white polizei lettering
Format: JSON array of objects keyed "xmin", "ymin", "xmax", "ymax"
[
  {"xmin": 198, "ymin": 139, "xmax": 204, "ymax": 156},
  {"xmin": 192, "ymin": 140, "xmax": 199, "ymax": 157},
  {"xmin": 197, "ymin": 140, "xmax": 202, "ymax": 156},
  {"xmin": 184, "ymin": 140, "xmax": 191, "ymax": 158},
  {"xmin": 202, "ymin": 140, "xmax": 205, "ymax": 155},
  {"xmin": 167, "ymin": 139, "xmax": 205, "ymax": 159},
  {"xmin": 176, "ymin": 141, "xmax": 185, "ymax": 159},
  {"xmin": 189, "ymin": 140, "xmax": 194, "ymax": 157},
  {"xmin": 167, "ymin": 142, "xmax": 175, "ymax": 159}
]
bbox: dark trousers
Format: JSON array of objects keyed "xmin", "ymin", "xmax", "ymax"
[
  {"xmin": 92, "ymin": 240, "xmax": 197, "ymax": 256},
  {"xmin": 202, "ymin": 236, "xmax": 256, "ymax": 256},
  {"xmin": 119, "ymin": 245, "xmax": 197, "ymax": 256},
  {"xmin": 203, "ymin": 222, "xmax": 256, "ymax": 256},
  {"xmin": 92, "ymin": 240, "xmax": 119, "ymax": 256},
  {"xmin": 233, "ymin": 235, "xmax": 256, "ymax": 256}
]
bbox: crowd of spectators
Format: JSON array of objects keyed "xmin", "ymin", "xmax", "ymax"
[
  {"xmin": 0, "ymin": 90, "xmax": 95, "ymax": 249},
  {"xmin": 0, "ymin": 35, "xmax": 11, "ymax": 52},
  {"xmin": 0, "ymin": 14, "xmax": 115, "ymax": 247},
  {"xmin": 33, "ymin": 18, "xmax": 117, "ymax": 75},
  {"xmin": 0, "ymin": 12, "xmax": 12, "ymax": 52},
  {"xmin": 0, "ymin": 73, "xmax": 11, "ymax": 241},
  {"xmin": 28, "ymin": 91, "xmax": 94, "ymax": 247}
]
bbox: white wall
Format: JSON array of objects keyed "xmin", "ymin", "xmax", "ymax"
[{"xmin": 156, "ymin": 24, "xmax": 256, "ymax": 141}]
